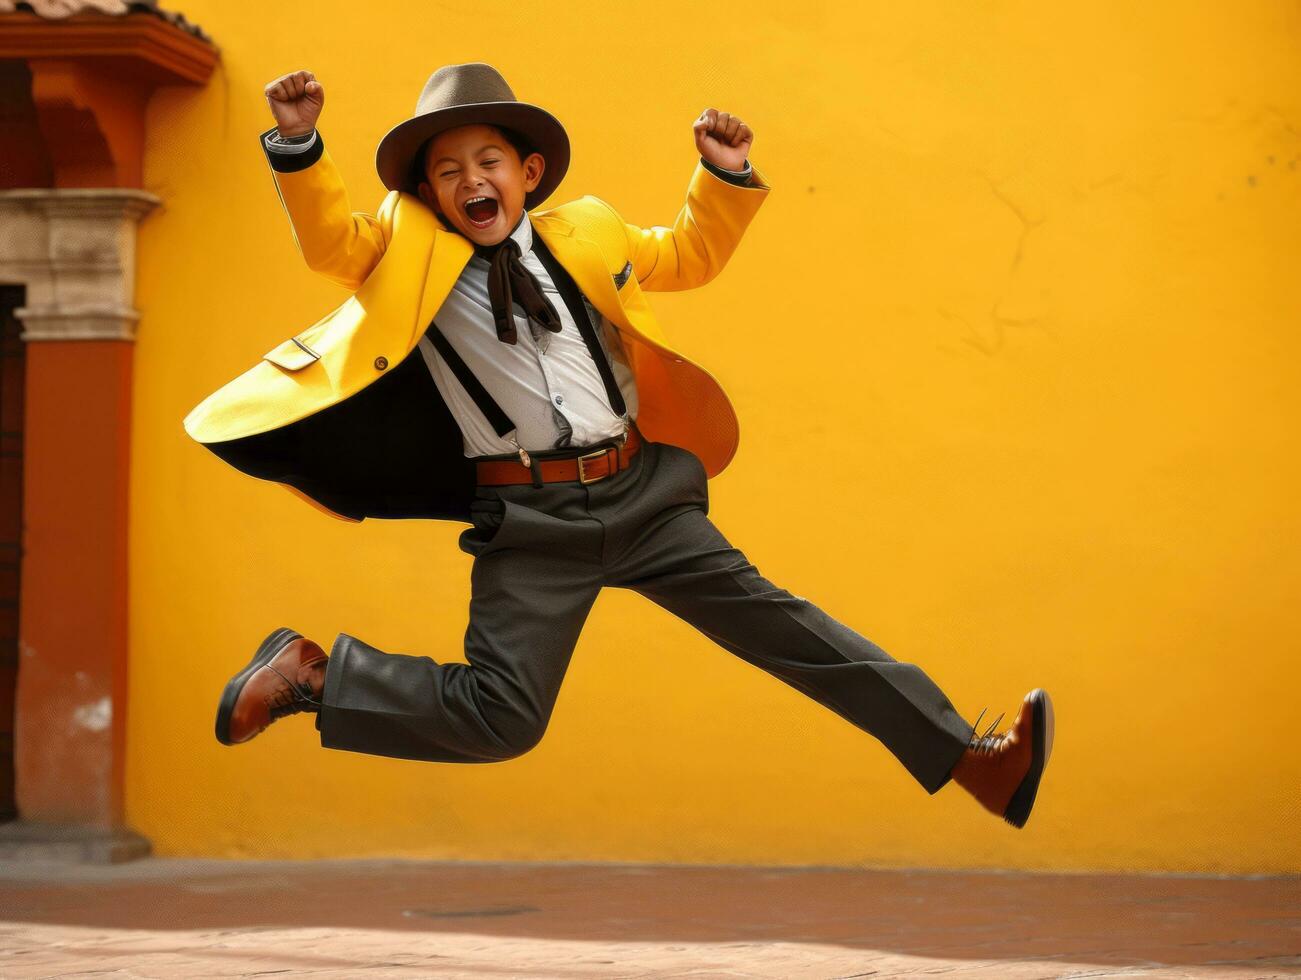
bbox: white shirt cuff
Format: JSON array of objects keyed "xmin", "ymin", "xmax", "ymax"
[
  {"xmin": 713, "ymin": 159, "xmax": 752, "ymax": 176},
  {"xmin": 264, "ymin": 129, "xmax": 318, "ymax": 154}
]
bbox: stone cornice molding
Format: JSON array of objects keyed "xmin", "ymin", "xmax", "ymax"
[{"xmin": 0, "ymin": 187, "xmax": 161, "ymax": 341}]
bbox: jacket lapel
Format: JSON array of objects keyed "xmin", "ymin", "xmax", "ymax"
[
  {"xmin": 533, "ymin": 220, "xmax": 633, "ymax": 334},
  {"xmin": 412, "ymin": 215, "xmax": 473, "ymax": 351}
]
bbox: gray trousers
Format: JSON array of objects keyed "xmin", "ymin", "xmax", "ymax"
[{"xmin": 316, "ymin": 435, "xmax": 976, "ymax": 794}]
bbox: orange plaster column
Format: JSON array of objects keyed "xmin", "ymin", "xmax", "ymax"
[
  {"xmin": 0, "ymin": 188, "xmax": 159, "ymax": 860},
  {"xmin": 0, "ymin": 8, "xmax": 216, "ymax": 862}
]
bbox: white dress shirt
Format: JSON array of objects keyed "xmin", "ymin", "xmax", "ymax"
[{"xmin": 414, "ymin": 208, "xmax": 640, "ymax": 457}]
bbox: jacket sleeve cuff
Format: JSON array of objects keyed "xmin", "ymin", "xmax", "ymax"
[
  {"xmin": 699, "ymin": 156, "xmax": 753, "ymax": 186},
  {"xmin": 260, "ymin": 125, "xmax": 325, "ymax": 173}
]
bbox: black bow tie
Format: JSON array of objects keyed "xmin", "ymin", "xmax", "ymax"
[{"xmin": 474, "ymin": 233, "xmax": 563, "ymax": 346}]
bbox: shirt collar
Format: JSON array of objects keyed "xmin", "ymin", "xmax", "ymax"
[{"xmin": 508, "ymin": 208, "xmax": 532, "ymax": 253}]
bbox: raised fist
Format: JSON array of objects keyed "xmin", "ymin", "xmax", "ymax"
[
  {"xmin": 693, "ymin": 108, "xmax": 754, "ymax": 172},
  {"xmin": 265, "ymin": 70, "xmax": 324, "ymax": 138}
]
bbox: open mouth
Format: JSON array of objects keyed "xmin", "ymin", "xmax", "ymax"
[{"xmin": 463, "ymin": 196, "xmax": 499, "ymax": 228}]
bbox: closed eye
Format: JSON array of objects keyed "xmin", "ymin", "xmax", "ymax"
[{"xmin": 439, "ymin": 159, "xmax": 499, "ymax": 178}]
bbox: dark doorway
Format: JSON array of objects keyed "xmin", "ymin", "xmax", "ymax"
[{"xmin": 0, "ymin": 284, "xmax": 26, "ymax": 821}]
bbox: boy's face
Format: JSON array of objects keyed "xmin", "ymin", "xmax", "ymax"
[{"xmin": 416, "ymin": 123, "xmax": 545, "ymax": 246}]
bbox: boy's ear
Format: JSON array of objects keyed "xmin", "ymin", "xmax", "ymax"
[{"xmin": 523, "ymin": 152, "xmax": 545, "ymax": 193}]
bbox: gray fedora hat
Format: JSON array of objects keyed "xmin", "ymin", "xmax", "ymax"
[{"xmin": 375, "ymin": 62, "xmax": 570, "ymax": 211}]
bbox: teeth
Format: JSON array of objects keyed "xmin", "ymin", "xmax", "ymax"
[{"xmin": 466, "ymin": 196, "xmax": 489, "ymax": 205}]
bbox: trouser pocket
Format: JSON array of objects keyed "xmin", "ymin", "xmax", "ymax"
[{"xmin": 459, "ymin": 495, "xmax": 510, "ymax": 556}]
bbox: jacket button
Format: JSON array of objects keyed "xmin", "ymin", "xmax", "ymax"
[{"xmin": 374, "ymin": 355, "xmax": 389, "ymax": 370}]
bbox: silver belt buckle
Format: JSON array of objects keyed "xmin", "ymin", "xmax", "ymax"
[{"xmin": 577, "ymin": 447, "xmax": 612, "ymax": 484}]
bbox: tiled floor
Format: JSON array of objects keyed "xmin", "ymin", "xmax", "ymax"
[{"xmin": 0, "ymin": 858, "xmax": 1296, "ymax": 978}]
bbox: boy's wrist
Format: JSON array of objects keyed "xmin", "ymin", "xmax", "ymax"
[{"xmin": 700, "ymin": 156, "xmax": 753, "ymax": 186}]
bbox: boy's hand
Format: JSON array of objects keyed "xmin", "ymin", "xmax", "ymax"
[
  {"xmin": 265, "ymin": 70, "xmax": 324, "ymax": 138},
  {"xmin": 694, "ymin": 108, "xmax": 754, "ymax": 171}
]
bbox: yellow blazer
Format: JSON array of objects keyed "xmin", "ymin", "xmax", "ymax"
[{"xmin": 183, "ymin": 127, "xmax": 771, "ymax": 523}]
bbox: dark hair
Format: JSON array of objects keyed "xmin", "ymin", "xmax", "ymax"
[{"xmin": 408, "ymin": 124, "xmax": 539, "ymax": 192}]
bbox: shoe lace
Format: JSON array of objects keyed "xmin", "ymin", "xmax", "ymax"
[
  {"xmin": 264, "ymin": 661, "xmax": 325, "ymax": 720},
  {"xmin": 968, "ymin": 705, "xmax": 1007, "ymax": 756}
]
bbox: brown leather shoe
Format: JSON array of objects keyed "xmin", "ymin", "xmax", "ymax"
[
  {"xmin": 950, "ymin": 688, "xmax": 1055, "ymax": 828},
  {"xmin": 215, "ymin": 627, "xmax": 328, "ymax": 745}
]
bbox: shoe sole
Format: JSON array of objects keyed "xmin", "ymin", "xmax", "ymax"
[
  {"xmin": 214, "ymin": 626, "xmax": 303, "ymax": 746},
  {"xmin": 1002, "ymin": 688, "xmax": 1055, "ymax": 828}
]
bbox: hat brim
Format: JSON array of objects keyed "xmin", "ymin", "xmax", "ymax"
[{"xmin": 375, "ymin": 101, "xmax": 570, "ymax": 212}]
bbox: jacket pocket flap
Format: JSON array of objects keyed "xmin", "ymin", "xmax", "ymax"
[{"xmin": 263, "ymin": 336, "xmax": 322, "ymax": 371}]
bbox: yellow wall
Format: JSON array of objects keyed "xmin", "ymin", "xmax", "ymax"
[{"xmin": 126, "ymin": 0, "xmax": 1300, "ymax": 873}]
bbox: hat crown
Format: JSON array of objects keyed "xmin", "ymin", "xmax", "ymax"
[{"xmin": 416, "ymin": 63, "xmax": 516, "ymax": 117}]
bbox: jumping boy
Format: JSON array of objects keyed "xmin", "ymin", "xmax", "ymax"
[{"xmin": 187, "ymin": 63, "xmax": 1055, "ymax": 828}]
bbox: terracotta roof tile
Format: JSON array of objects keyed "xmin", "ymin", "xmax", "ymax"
[{"xmin": 0, "ymin": 0, "xmax": 212, "ymax": 44}]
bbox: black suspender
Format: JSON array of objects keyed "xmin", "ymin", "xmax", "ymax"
[
  {"xmin": 530, "ymin": 233, "xmax": 629, "ymax": 420},
  {"xmin": 423, "ymin": 317, "xmax": 516, "ymax": 440}
]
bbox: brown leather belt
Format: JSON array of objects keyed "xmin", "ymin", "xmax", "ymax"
[{"xmin": 474, "ymin": 424, "xmax": 642, "ymax": 487}]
